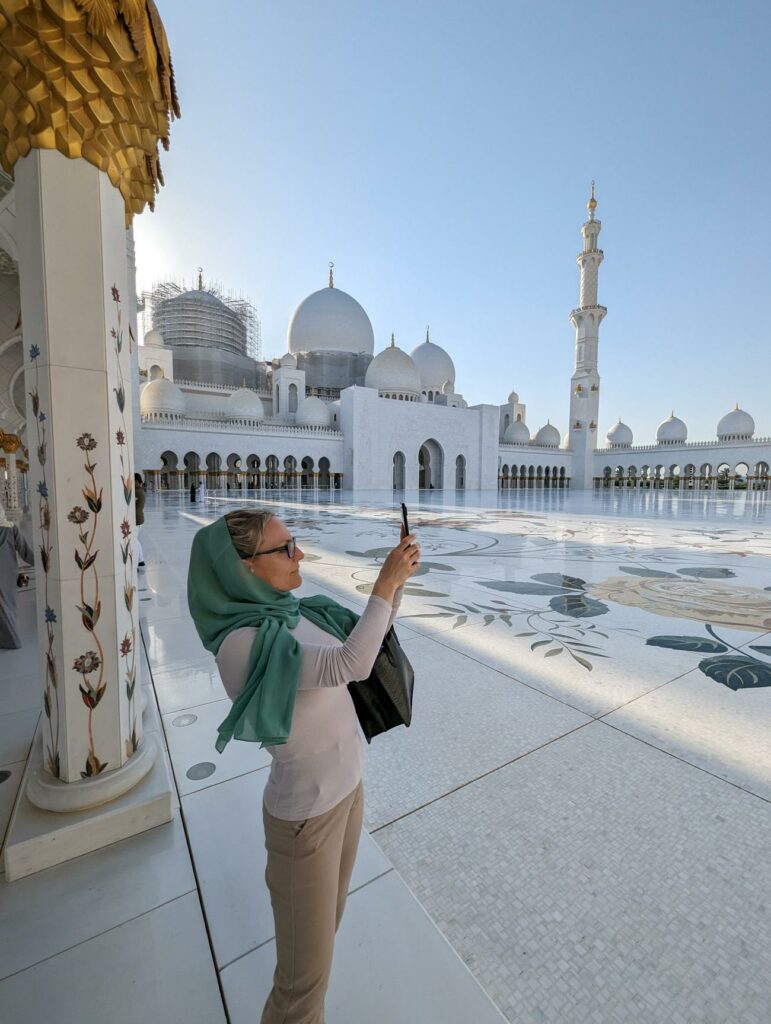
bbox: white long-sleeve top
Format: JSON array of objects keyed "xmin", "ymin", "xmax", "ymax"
[{"xmin": 216, "ymin": 590, "xmax": 402, "ymax": 821}]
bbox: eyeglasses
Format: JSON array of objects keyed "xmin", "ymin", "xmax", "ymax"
[{"xmin": 249, "ymin": 536, "xmax": 297, "ymax": 560}]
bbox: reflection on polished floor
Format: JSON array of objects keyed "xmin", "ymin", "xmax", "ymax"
[{"xmin": 2, "ymin": 487, "xmax": 770, "ymax": 1023}]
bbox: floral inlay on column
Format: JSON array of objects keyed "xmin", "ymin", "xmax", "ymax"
[
  {"xmin": 112, "ymin": 285, "xmax": 139, "ymax": 756},
  {"xmin": 70, "ymin": 431, "xmax": 107, "ymax": 778},
  {"xmin": 28, "ymin": 343, "xmax": 60, "ymax": 778}
]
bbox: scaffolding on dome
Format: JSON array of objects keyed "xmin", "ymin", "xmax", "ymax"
[{"xmin": 138, "ymin": 277, "xmax": 262, "ymax": 362}]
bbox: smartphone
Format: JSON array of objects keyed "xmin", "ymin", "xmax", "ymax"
[{"xmin": 400, "ymin": 502, "xmax": 410, "ymax": 536}]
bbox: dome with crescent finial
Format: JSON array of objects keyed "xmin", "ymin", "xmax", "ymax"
[
  {"xmin": 534, "ymin": 422, "xmax": 561, "ymax": 448},
  {"xmin": 606, "ymin": 419, "xmax": 633, "ymax": 448},
  {"xmin": 656, "ymin": 412, "xmax": 688, "ymax": 445},
  {"xmin": 295, "ymin": 396, "xmax": 332, "ymax": 428},
  {"xmin": 409, "ymin": 329, "xmax": 456, "ymax": 390},
  {"xmin": 140, "ymin": 377, "xmax": 185, "ymax": 418},
  {"xmin": 143, "ymin": 328, "xmax": 165, "ymax": 348},
  {"xmin": 503, "ymin": 420, "xmax": 530, "ymax": 444},
  {"xmin": 365, "ymin": 335, "xmax": 421, "ymax": 395},
  {"xmin": 227, "ymin": 387, "xmax": 264, "ymax": 420},
  {"xmin": 288, "ymin": 270, "xmax": 374, "ymax": 356},
  {"xmin": 717, "ymin": 405, "xmax": 755, "ymax": 441}
]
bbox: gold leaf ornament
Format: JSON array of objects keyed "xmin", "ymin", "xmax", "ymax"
[{"xmin": 0, "ymin": 0, "xmax": 180, "ymax": 223}]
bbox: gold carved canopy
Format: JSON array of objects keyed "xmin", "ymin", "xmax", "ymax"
[{"xmin": 0, "ymin": 0, "xmax": 180, "ymax": 221}]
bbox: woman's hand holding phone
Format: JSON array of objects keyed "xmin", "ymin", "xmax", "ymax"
[{"xmin": 373, "ymin": 527, "xmax": 420, "ymax": 602}]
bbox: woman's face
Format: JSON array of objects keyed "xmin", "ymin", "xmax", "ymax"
[{"xmin": 245, "ymin": 516, "xmax": 304, "ymax": 592}]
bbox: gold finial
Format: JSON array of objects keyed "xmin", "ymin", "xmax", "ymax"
[
  {"xmin": 390, "ymin": 332, "xmax": 395, "ymax": 347},
  {"xmin": 425, "ymin": 325, "xmax": 430, "ymax": 344},
  {"xmin": 735, "ymin": 401, "xmax": 739, "ymax": 410},
  {"xmin": 587, "ymin": 181, "xmax": 597, "ymax": 219},
  {"xmin": 197, "ymin": 267, "xmax": 203, "ymax": 290},
  {"xmin": 328, "ymin": 262, "xmax": 334, "ymax": 288}
]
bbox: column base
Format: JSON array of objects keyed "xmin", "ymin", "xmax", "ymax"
[{"xmin": 3, "ymin": 731, "xmax": 173, "ymax": 881}]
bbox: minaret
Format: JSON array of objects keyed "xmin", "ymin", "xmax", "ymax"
[{"xmin": 568, "ymin": 183, "xmax": 607, "ymax": 489}]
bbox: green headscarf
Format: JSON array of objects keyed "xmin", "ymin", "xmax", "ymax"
[{"xmin": 187, "ymin": 516, "xmax": 360, "ymax": 751}]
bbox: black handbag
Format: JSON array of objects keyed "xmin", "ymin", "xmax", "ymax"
[{"xmin": 348, "ymin": 627, "xmax": 415, "ymax": 743}]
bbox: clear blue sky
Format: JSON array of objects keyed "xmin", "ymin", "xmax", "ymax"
[{"xmin": 134, "ymin": 0, "xmax": 770, "ymax": 445}]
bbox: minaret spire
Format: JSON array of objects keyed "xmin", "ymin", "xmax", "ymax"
[
  {"xmin": 328, "ymin": 262, "xmax": 334, "ymax": 288},
  {"xmin": 568, "ymin": 184, "xmax": 607, "ymax": 489}
]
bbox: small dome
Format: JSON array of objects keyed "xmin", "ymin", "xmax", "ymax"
[
  {"xmin": 508, "ymin": 391, "xmax": 519, "ymax": 405},
  {"xmin": 140, "ymin": 378, "xmax": 185, "ymax": 417},
  {"xmin": 561, "ymin": 432, "xmax": 571, "ymax": 450},
  {"xmin": 534, "ymin": 422, "xmax": 561, "ymax": 448},
  {"xmin": 365, "ymin": 339, "xmax": 421, "ymax": 394},
  {"xmin": 143, "ymin": 329, "xmax": 165, "ymax": 347},
  {"xmin": 409, "ymin": 332, "xmax": 456, "ymax": 390},
  {"xmin": 656, "ymin": 412, "xmax": 688, "ymax": 445},
  {"xmin": 227, "ymin": 387, "xmax": 264, "ymax": 420},
  {"xmin": 441, "ymin": 379, "xmax": 454, "ymax": 396},
  {"xmin": 295, "ymin": 396, "xmax": 332, "ymax": 428},
  {"xmin": 328, "ymin": 399, "xmax": 341, "ymax": 425},
  {"xmin": 606, "ymin": 419, "xmax": 633, "ymax": 448},
  {"xmin": 717, "ymin": 405, "xmax": 755, "ymax": 441},
  {"xmin": 503, "ymin": 420, "xmax": 530, "ymax": 444},
  {"xmin": 280, "ymin": 352, "xmax": 297, "ymax": 368},
  {"xmin": 288, "ymin": 285, "xmax": 374, "ymax": 356}
]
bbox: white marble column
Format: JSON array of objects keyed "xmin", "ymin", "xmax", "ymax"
[{"xmin": 6, "ymin": 150, "xmax": 169, "ymax": 878}]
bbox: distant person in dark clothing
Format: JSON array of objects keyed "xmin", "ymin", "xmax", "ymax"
[
  {"xmin": 135, "ymin": 472, "xmax": 146, "ymax": 568},
  {"xmin": 191, "ymin": 482, "xmax": 197, "ymax": 502}
]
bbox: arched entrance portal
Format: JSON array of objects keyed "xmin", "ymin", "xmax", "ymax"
[{"xmin": 418, "ymin": 438, "xmax": 444, "ymax": 490}]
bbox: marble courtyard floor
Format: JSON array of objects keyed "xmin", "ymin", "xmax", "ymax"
[{"xmin": 2, "ymin": 487, "xmax": 770, "ymax": 1022}]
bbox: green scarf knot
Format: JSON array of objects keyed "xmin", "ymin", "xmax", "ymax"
[{"xmin": 187, "ymin": 516, "xmax": 359, "ymax": 751}]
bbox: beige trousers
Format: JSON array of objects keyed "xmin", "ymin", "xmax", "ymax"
[{"xmin": 261, "ymin": 782, "xmax": 364, "ymax": 1024}]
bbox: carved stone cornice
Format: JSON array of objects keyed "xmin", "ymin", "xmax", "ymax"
[{"xmin": 0, "ymin": 0, "xmax": 180, "ymax": 222}]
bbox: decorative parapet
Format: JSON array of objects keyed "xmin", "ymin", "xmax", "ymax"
[
  {"xmin": 499, "ymin": 442, "xmax": 566, "ymax": 452},
  {"xmin": 594, "ymin": 437, "xmax": 771, "ymax": 454},
  {"xmin": 0, "ymin": 0, "xmax": 180, "ymax": 222},
  {"xmin": 139, "ymin": 413, "xmax": 343, "ymax": 438}
]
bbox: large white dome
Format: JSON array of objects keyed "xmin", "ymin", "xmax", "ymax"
[
  {"xmin": 288, "ymin": 285, "xmax": 374, "ymax": 356},
  {"xmin": 606, "ymin": 419, "xmax": 633, "ymax": 448},
  {"xmin": 140, "ymin": 378, "xmax": 185, "ymax": 417},
  {"xmin": 409, "ymin": 332, "xmax": 456, "ymax": 389},
  {"xmin": 656, "ymin": 413, "xmax": 688, "ymax": 445},
  {"xmin": 534, "ymin": 422, "xmax": 561, "ymax": 448},
  {"xmin": 295, "ymin": 396, "xmax": 332, "ymax": 428},
  {"xmin": 503, "ymin": 420, "xmax": 530, "ymax": 444},
  {"xmin": 365, "ymin": 338, "xmax": 421, "ymax": 394},
  {"xmin": 227, "ymin": 387, "xmax": 264, "ymax": 420},
  {"xmin": 717, "ymin": 405, "xmax": 755, "ymax": 441}
]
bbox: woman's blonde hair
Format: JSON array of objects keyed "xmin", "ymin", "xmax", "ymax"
[{"xmin": 224, "ymin": 509, "xmax": 275, "ymax": 559}]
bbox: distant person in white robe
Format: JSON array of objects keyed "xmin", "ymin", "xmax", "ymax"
[
  {"xmin": 197, "ymin": 479, "xmax": 206, "ymax": 503},
  {"xmin": 0, "ymin": 505, "xmax": 34, "ymax": 649}
]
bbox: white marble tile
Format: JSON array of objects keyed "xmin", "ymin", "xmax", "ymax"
[
  {"xmin": 0, "ymin": 671, "xmax": 40, "ymax": 717},
  {"xmin": 142, "ymin": 614, "xmax": 214, "ymax": 673},
  {"xmin": 182, "ymin": 769, "xmax": 392, "ymax": 967},
  {"xmin": 162, "ymin": 697, "xmax": 272, "ymax": 796},
  {"xmin": 0, "ymin": 760, "xmax": 24, "ymax": 850},
  {"xmin": 0, "ymin": 892, "xmax": 226, "ymax": 1024},
  {"xmin": 0, "ymin": 814, "xmax": 193, "ymax": 978},
  {"xmin": 375, "ymin": 722, "xmax": 771, "ymax": 1024},
  {"xmin": 602, "ymin": 645, "xmax": 771, "ymax": 801},
  {"xmin": 151, "ymin": 658, "xmax": 228, "ymax": 716},
  {"xmin": 0, "ymin": 709, "xmax": 38, "ymax": 765},
  {"xmin": 362, "ymin": 635, "xmax": 590, "ymax": 830},
  {"xmin": 221, "ymin": 870, "xmax": 507, "ymax": 1024}
]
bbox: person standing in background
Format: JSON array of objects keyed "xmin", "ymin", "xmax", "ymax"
[
  {"xmin": 134, "ymin": 472, "xmax": 146, "ymax": 569},
  {"xmin": 0, "ymin": 504, "xmax": 34, "ymax": 648}
]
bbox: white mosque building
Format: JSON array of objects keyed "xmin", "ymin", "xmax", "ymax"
[
  {"xmin": 2, "ymin": 186, "xmax": 769, "ymax": 508},
  {"xmin": 132, "ymin": 188, "xmax": 770, "ymax": 495}
]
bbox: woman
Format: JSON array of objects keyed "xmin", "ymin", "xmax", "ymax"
[
  {"xmin": 0, "ymin": 504, "xmax": 34, "ymax": 649},
  {"xmin": 188, "ymin": 508, "xmax": 419, "ymax": 1024}
]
